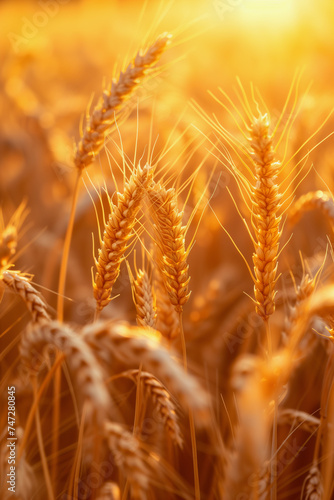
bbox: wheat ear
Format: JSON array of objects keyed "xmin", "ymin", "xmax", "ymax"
[
  {"xmin": 278, "ymin": 409, "xmax": 320, "ymax": 434},
  {"xmin": 123, "ymin": 369, "xmax": 183, "ymax": 448},
  {"xmin": 288, "ymin": 190, "xmax": 334, "ymax": 230},
  {"xmin": 301, "ymin": 464, "xmax": 323, "ymax": 499},
  {"xmin": 148, "ymin": 182, "xmax": 190, "ymax": 313},
  {"xmin": 93, "ymin": 163, "xmax": 153, "ymax": 312},
  {"xmin": 96, "ymin": 482, "xmax": 120, "ymax": 500},
  {"xmin": 104, "ymin": 421, "xmax": 150, "ymax": 500},
  {"xmin": 154, "ymin": 267, "xmax": 179, "ymax": 340},
  {"xmin": 250, "ymin": 114, "xmax": 282, "ymax": 320},
  {"xmin": 0, "ymin": 226, "xmax": 18, "ymax": 268},
  {"xmin": 83, "ymin": 321, "xmax": 210, "ymax": 424},
  {"xmin": 20, "ymin": 321, "xmax": 111, "ymax": 423},
  {"xmin": 133, "ymin": 269, "xmax": 157, "ymax": 328},
  {"xmin": 284, "ymin": 273, "xmax": 316, "ymax": 341},
  {"xmin": 74, "ymin": 33, "xmax": 171, "ymax": 170},
  {"xmin": 0, "ymin": 201, "xmax": 27, "ymax": 268},
  {"xmin": 1, "ymin": 270, "xmax": 50, "ymax": 325}
]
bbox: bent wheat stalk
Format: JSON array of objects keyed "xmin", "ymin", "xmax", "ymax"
[
  {"xmin": 82, "ymin": 321, "xmax": 210, "ymax": 425},
  {"xmin": 278, "ymin": 409, "xmax": 320, "ymax": 434},
  {"xmin": 288, "ymin": 190, "xmax": 334, "ymax": 231},
  {"xmin": 1, "ymin": 270, "xmax": 50, "ymax": 325},
  {"xmin": 20, "ymin": 321, "xmax": 111, "ymax": 423}
]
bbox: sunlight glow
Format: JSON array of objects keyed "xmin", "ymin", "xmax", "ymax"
[{"xmin": 238, "ymin": 0, "xmax": 299, "ymax": 26}]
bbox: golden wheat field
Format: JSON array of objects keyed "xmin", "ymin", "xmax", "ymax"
[{"xmin": 1, "ymin": 0, "xmax": 334, "ymax": 499}]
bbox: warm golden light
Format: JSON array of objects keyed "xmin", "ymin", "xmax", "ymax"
[{"xmin": 1, "ymin": 1, "xmax": 334, "ymax": 499}]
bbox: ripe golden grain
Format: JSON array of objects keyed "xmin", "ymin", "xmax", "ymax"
[
  {"xmin": 20, "ymin": 321, "xmax": 111, "ymax": 423},
  {"xmin": 1, "ymin": 270, "xmax": 50, "ymax": 325},
  {"xmin": 148, "ymin": 182, "xmax": 190, "ymax": 313},
  {"xmin": 132, "ymin": 268, "xmax": 157, "ymax": 328},
  {"xmin": 123, "ymin": 369, "xmax": 183, "ymax": 448},
  {"xmin": 249, "ymin": 114, "xmax": 282, "ymax": 320},
  {"xmin": 104, "ymin": 421, "xmax": 150, "ymax": 500},
  {"xmin": 93, "ymin": 163, "xmax": 153, "ymax": 312},
  {"xmin": 83, "ymin": 321, "xmax": 210, "ymax": 424},
  {"xmin": 74, "ymin": 33, "xmax": 171, "ymax": 170}
]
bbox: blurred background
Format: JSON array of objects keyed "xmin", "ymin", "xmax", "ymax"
[
  {"xmin": 1, "ymin": 2, "xmax": 334, "ymax": 498},
  {"xmin": 1, "ymin": 0, "xmax": 334, "ymax": 321}
]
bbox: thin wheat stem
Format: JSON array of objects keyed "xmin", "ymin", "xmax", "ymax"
[
  {"xmin": 51, "ymin": 358, "xmax": 61, "ymax": 491},
  {"xmin": 57, "ymin": 168, "xmax": 82, "ymax": 322},
  {"xmin": 179, "ymin": 311, "xmax": 200, "ymax": 500},
  {"xmin": 17, "ymin": 354, "xmax": 65, "ymax": 462},
  {"xmin": 33, "ymin": 377, "xmax": 55, "ymax": 500}
]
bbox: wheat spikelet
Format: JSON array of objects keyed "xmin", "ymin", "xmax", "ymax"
[
  {"xmin": 94, "ymin": 163, "xmax": 153, "ymax": 312},
  {"xmin": 133, "ymin": 269, "xmax": 157, "ymax": 328},
  {"xmin": 148, "ymin": 182, "xmax": 190, "ymax": 313},
  {"xmin": 123, "ymin": 369, "xmax": 183, "ymax": 448},
  {"xmin": 20, "ymin": 321, "xmax": 111, "ymax": 423},
  {"xmin": 0, "ymin": 226, "xmax": 17, "ymax": 267},
  {"xmin": 284, "ymin": 273, "xmax": 316, "ymax": 340},
  {"xmin": 83, "ymin": 321, "xmax": 210, "ymax": 424},
  {"xmin": 278, "ymin": 409, "xmax": 320, "ymax": 434},
  {"xmin": 154, "ymin": 268, "xmax": 179, "ymax": 340},
  {"xmin": 0, "ymin": 201, "xmax": 27, "ymax": 268},
  {"xmin": 285, "ymin": 283, "xmax": 334, "ymax": 355},
  {"xmin": 104, "ymin": 421, "xmax": 150, "ymax": 500},
  {"xmin": 74, "ymin": 33, "xmax": 171, "ymax": 170},
  {"xmin": 257, "ymin": 461, "xmax": 271, "ymax": 500},
  {"xmin": 249, "ymin": 113, "xmax": 282, "ymax": 320},
  {"xmin": 1, "ymin": 270, "xmax": 50, "ymax": 325},
  {"xmin": 288, "ymin": 190, "xmax": 334, "ymax": 229},
  {"xmin": 301, "ymin": 464, "xmax": 323, "ymax": 499},
  {"xmin": 96, "ymin": 482, "xmax": 120, "ymax": 500}
]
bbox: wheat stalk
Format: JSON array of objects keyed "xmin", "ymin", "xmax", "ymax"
[
  {"xmin": 123, "ymin": 369, "xmax": 183, "ymax": 448},
  {"xmin": 20, "ymin": 321, "xmax": 111, "ymax": 423},
  {"xmin": 1, "ymin": 270, "xmax": 50, "ymax": 325},
  {"xmin": 104, "ymin": 421, "xmax": 150, "ymax": 500},
  {"xmin": 147, "ymin": 182, "xmax": 190, "ymax": 313},
  {"xmin": 93, "ymin": 163, "xmax": 153, "ymax": 312},
  {"xmin": 74, "ymin": 33, "xmax": 171, "ymax": 170},
  {"xmin": 250, "ymin": 113, "xmax": 282, "ymax": 320},
  {"xmin": 83, "ymin": 321, "xmax": 210, "ymax": 424}
]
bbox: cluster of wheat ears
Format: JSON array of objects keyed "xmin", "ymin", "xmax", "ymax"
[{"xmin": 1, "ymin": 26, "xmax": 334, "ymax": 500}]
